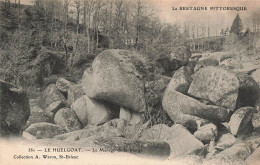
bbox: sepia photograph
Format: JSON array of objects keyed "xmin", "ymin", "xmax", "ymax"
[{"xmin": 0, "ymin": 0, "xmax": 260, "ymax": 164}]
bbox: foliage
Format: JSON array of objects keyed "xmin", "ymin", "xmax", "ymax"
[{"xmin": 230, "ymin": 14, "xmax": 243, "ymax": 36}]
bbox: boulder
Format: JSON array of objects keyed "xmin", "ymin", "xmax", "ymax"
[
  {"xmin": 194, "ymin": 123, "xmax": 218, "ymax": 143},
  {"xmin": 215, "ymin": 133, "xmax": 236, "ymax": 151},
  {"xmin": 209, "ymin": 143, "xmax": 251, "ymax": 163},
  {"xmin": 24, "ymin": 122, "xmax": 66, "ymax": 139},
  {"xmin": 39, "ymin": 84, "xmax": 66, "ymax": 109},
  {"xmin": 71, "ymin": 96, "xmax": 116, "ymax": 127},
  {"xmin": 229, "ymin": 107, "xmax": 255, "ymax": 136},
  {"xmin": 82, "ymin": 49, "xmax": 146, "ymax": 112},
  {"xmin": 45, "ymin": 101, "xmax": 65, "ymax": 116},
  {"xmin": 56, "ymin": 78, "xmax": 73, "ymax": 93},
  {"xmin": 54, "ymin": 108, "xmax": 82, "ymax": 132},
  {"xmin": 0, "ymin": 80, "xmax": 30, "ymax": 136},
  {"xmin": 194, "ymin": 58, "xmax": 219, "ymax": 72},
  {"xmin": 252, "ymin": 113, "xmax": 260, "ymax": 132},
  {"xmin": 188, "ymin": 66, "xmax": 258, "ymax": 110},
  {"xmin": 67, "ymin": 84, "xmax": 85, "ymax": 106},
  {"xmin": 246, "ymin": 146, "xmax": 260, "ymax": 165},
  {"xmin": 167, "ymin": 66, "xmax": 192, "ymax": 94},
  {"xmin": 141, "ymin": 124, "xmax": 205, "ymax": 157},
  {"xmin": 162, "ymin": 89, "xmax": 229, "ymax": 129}
]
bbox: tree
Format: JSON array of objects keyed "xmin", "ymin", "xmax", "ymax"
[{"xmin": 230, "ymin": 14, "xmax": 243, "ymax": 36}]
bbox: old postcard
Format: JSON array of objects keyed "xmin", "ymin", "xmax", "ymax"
[{"xmin": 0, "ymin": 0, "xmax": 260, "ymax": 164}]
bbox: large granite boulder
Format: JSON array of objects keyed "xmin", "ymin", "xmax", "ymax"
[
  {"xmin": 82, "ymin": 49, "xmax": 146, "ymax": 112},
  {"xmin": 71, "ymin": 95, "xmax": 116, "ymax": 127},
  {"xmin": 0, "ymin": 80, "xmax": 30, "ymax": 136},
  {"xmin": 162, "ymin": 89, "xmax": 229, "ymax": 129},
  {"xmin": 188, "ymin": 66, "xmax": 259, "ymax": 110},
  {"xmin": 38, "ymin": 84, "xmax": 66, "ymax": 109}
]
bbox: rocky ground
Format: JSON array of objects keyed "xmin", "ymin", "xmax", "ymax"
[{"xmin": 1, "ymin": 48, "xmax": 260, "ymax": 164}]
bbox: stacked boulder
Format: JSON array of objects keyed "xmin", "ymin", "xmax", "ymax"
[
  {"xmin": 161, "ymin": 55, "xmax": 260, "ymax": 162},
  {"xmin": 19, "ymin": 48, "xmax": 260, "ymax": 162},
  {"xmin": 24, "ymin": 50, "xmax": 148, "ymax": 137},
  {"xmin": 21, "ymin": 49, "xmax": 172, "ymax": 158}
]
